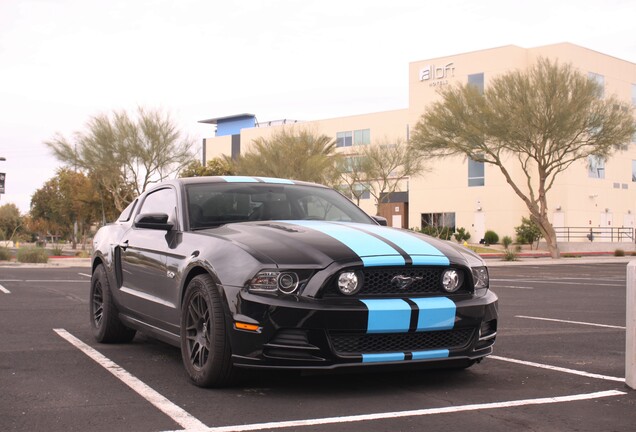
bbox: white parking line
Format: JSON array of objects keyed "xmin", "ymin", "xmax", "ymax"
[
  {"xmin": 490, "ymin": 355, "xmax": 625, "ymax": 382},
  {"xmin": 493, "ymin": 285, "xmax": 534, "ymax": 290},
  {"xmin": 516, "ymin": 315, "xmax": 626, "ymax": 330},
  {"xmin": 25, "ymin": 280, "xmax": 86, "ymax": 283},
  {"xmin": 163, "ymin": 390, "xmax": 625, "ymax": 432},
  {"xmin": 51, "ymin": 332, "xmax": 627, "ymax": 432},
  {"xmin": 0, "ymin": 284, "xmax": 10, "ymax": 294},
  {"xmin": 78, "ymin": 273, "xmax": 91, "ymax": 278},
  {"xmin": 54, "ymin": 329, "xmax": 208, "ymax": 431}
]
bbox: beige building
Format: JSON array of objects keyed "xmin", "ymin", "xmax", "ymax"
[{"xmin": 200, "ymin": 43, "xmax": 636, "ymax": 247}]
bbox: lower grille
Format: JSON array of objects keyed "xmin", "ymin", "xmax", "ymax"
[
  {"xmin": 330, "ymin": 328, "xmax": 475, "ymax": 355},
  {"xmin": 263, "ymin": 329, "xmax": 325, "ymax": 361}
]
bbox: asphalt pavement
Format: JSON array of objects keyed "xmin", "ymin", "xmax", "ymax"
[{"xmin": 0, "ymin": 262, "xmax": 634, "ymax": 431}]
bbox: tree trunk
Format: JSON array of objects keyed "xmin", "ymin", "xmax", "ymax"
[{"xmin": 533, "ymin": 214, "xmax": 560, "ymax": 259}]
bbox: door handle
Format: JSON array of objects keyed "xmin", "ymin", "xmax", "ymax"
[{"xmin": 119, "ymin": 240, "xmax": 129, "ymax": 251}]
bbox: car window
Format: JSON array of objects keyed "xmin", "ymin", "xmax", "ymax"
[
  {"xmin": 117, "ymin": 199, "xmax": 137, "ymax": 222},
  {"xmin": 186, "ymin": 183, "xmax": 374, "ymax": 229},
  {"xmin": 138, "ymin": 188, "xmax": 177, "ymax": 222},
  {"xmin": 297, "ymin": 195, "xmax": 353, "ymax": 221}
]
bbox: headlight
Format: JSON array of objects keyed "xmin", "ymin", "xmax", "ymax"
[
  {"xmin": 337, "ymin": 271, "xmax": 361, "ymax": 295},
  {"xmin": 441, "ymin": 269, "xmax": 462, "ymax": 292},
  {"xmin": 248, "ymin": 271, "xmax": 279, "ymax": 293},
  {"xmin": 277, "ymin": 272, "xmax": 299, "ymax": 294},
  {"xmin": 248, "ymin": 271, "xmax": 302, "ymax": 295},
  {"xmin": 471, "ymin": 266, "xmax": 489, "ymax": 290}
]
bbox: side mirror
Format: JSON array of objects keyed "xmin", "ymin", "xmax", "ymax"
[
  {"xmin": 134, "ymin": 213, "xmax": 174, "ymax": 231},
  {"xmin": 372, "ymin": 215, "xmax": 388, "ymax": 226}
]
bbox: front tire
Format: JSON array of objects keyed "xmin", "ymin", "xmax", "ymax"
[
  {"xmin": 180, "ymin": 274, "xmax": 235, "ymax": 387},
  {"xmin": 90, "ymin": 264, "xmax": 136, "ymax": 343}
]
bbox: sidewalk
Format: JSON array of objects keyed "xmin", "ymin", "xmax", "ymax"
[{"xmin": 485, "ymin": 254, "xmax": 634, "ymax": 267}]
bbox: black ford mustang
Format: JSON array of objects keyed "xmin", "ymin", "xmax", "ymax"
[{"xmin": 91, "ymin": 176, "xmax": 498, "ymax": 387}]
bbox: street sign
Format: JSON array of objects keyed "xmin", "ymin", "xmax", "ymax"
[{"xmin": 0, "ymin": 172, "xmax": 5, "ymax": 194}]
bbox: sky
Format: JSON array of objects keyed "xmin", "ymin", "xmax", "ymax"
[{"xmin": 0, "ymin": 0, "xmax": 635, "ymax": 213}]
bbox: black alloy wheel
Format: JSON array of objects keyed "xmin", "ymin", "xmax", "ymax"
[
  {"xmin": 185, "ymin": 291, "xmax": 212, "ymax": 370},
  {"xmin": 90, "ymin": 264, "xmax": 136, "ymax": 343},
  {"xmin": 92, "ymin": 279, "xmax": 104, "ymax": 329},
  {"xmin": 180, "ymin": 274, "xmax": 235, "ymax": 387}
]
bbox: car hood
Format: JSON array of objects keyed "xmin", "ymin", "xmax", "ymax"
[{"xmin": 196, "ymin": 221, "xmax": 481, "ymax": 269}]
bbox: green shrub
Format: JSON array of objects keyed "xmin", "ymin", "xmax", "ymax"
[
  {"xmin": 484, "ymin": 230, "xmax": 499, "ymax": 245},
  {"xmin": 51, "ymin": 245, "xmax": 64, "ymax": 256},
  {"xmin": 502, "ymin": 235, "xmax": 513, "ymax": 249},
  {"xmin": 503, "ymin": 249, "xmax": 518, "ymax": 261},
  {"xmin": 415, "ymin": 226, "xmax": 454, "ymax": 240},
  {"xmin": 75, "ymin": 250, "xmax": 90, "ymax": 258},
  {"xmin": 614, "ymin": 249, "xmax": 625, "ymax": 257},
  {"xmin": 0, "ymin": 247, "xmax": 11, "ymax": 261},
  {"xmin": 453, "ymin": 227, "xmax": 471, "ymax": 243},
  {"xmin": 515, "ymin": 216, "xmax": 542, "ymax": 247},
  {"xmin": 17, "ymin": 247, "xmax": 49, "ymax": 263}
]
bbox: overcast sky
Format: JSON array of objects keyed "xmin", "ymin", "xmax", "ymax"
[{"xmin": 1, "ymin": 0, "xmax": 635, "ymax": 213}]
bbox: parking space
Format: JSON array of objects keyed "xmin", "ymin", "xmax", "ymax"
[{"xmin": 1, "ymin": 262, "xmax": 635, "ymax": 431}]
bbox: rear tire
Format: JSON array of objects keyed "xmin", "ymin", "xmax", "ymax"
[
  {"xmin": 180, "ymin": 274, "xmax": 235, "ymax": 387},
  {"xmin": 90, "ymin": 264, "xmax": 136, "ymax": 343}
]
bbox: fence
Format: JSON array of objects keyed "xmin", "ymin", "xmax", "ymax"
[{"xmin": 554, "ymin": 226, "xmax": 635, "ymax": 243}]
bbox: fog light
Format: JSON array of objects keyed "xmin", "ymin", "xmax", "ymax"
[
  {"xmin": 337, "ymin": 271, "xmax": 360, "ymax": 295},
  {"xmin": 442, "ymin": 269, "xmax": 461, "ymax": 292},
  {"xmin": 278, "ymin": 272, "xmax": 299, "ymax": 294}
]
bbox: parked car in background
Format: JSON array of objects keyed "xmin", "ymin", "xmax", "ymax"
[{"xmin": 90, "ymin": 176, "xmax": 498, "ymax": 387}]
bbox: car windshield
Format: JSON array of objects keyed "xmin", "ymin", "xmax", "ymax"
[{"xmin": 185, "ymin": 182, "xmax": 375, "ymax": 229}]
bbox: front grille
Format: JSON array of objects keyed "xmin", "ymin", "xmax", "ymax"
[
  {"xmin": 330, "ymin": 328, "xmax": 475, "ymax": 355},
  {"xmin": 324, "ymin": 267, "xmax": 468, "ymax": 297}
]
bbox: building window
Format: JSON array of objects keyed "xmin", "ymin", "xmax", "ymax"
[
  {"xmin": 336, "ymin": 131, "xmax": 352, "ymax": 147},
  {"xmin": 588, "ymin": 155, "xmax": 605, "ymax": 179},
  {"xmin": 353, "ymin": 183, "xmax": 370, "ymax": 199},
  {"xmin": 337, "ymin": 129, "xmax": 370, "ymax": 147},
  {"xmin": 353, "ymin": 129, "xmax": 370, "ymax": 145},
  {"xmin": 339, "ymin": 184, "xmax": 370, "ymax": 200},
  {"xmin": 342, "ymin": 155, "xmax": 366, "ymax": 173},
  {"xmin": 468, "ymin": 73, "xmax": 484, "ymax": 94},
  {"xmin": 632, "ymin": 84, "xmax": 636, "ymax": 106},
  {"xmin": 632, "ymin": 161, "xmax": 636, "ymax": 182},
  {"xmin": 588, "ymin": 72, "xmax": 605, "ymax": 98},
  {"xmin": 421, "ymin": 212, "xmax": 456, "ymax": 232},
  {"xmin": 468, "ymin": 156, "xmax": 485, "ymax": 187}
]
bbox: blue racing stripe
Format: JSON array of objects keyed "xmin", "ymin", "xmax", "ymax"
[
  {"xmin": 289, "ymin": 221, "xmax": 405, "ymax": 266},
  {"xmin": 220, "ymin": 176, "xmax": 259, "ymax": 183},
  {"xmin": 412, "ymin": 349, "xmax": 450, "ymax": 360},
  {"xmin": 360, "ymin": 299, "xmax": 411, "ymax": 333},
  {"xmin": 349, "ymin": 224, "xmax": 450, "ymax": 266},
  {"xmin": 410, "ymin": 297, "xmax": 456, "ymax": 331},
  {"xmin": 362, "ymin": 352, "xmax": 406, "ymax": 363},
  {"xmin": 254, "ymin": 177, "xmax": 295, "ymax": 184}
]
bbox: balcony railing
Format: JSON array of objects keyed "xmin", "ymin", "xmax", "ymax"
[{"xmin": 554, "ymin": 226, "xmax": 635, "ymax": 242}]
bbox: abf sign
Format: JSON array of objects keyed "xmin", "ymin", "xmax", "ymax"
[{"xmin": 419, "ymin": 62, "xmax": 455, "ymax": 82}]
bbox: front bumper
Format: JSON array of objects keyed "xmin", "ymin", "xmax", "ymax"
[{"xmin": 226, "ymin": 288, "xmax": 498, "ymax": 370}]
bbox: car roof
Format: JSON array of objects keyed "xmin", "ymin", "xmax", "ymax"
[{"xmin": 147, "ymin": 176, "xmax": 330, "ymax": 191}]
